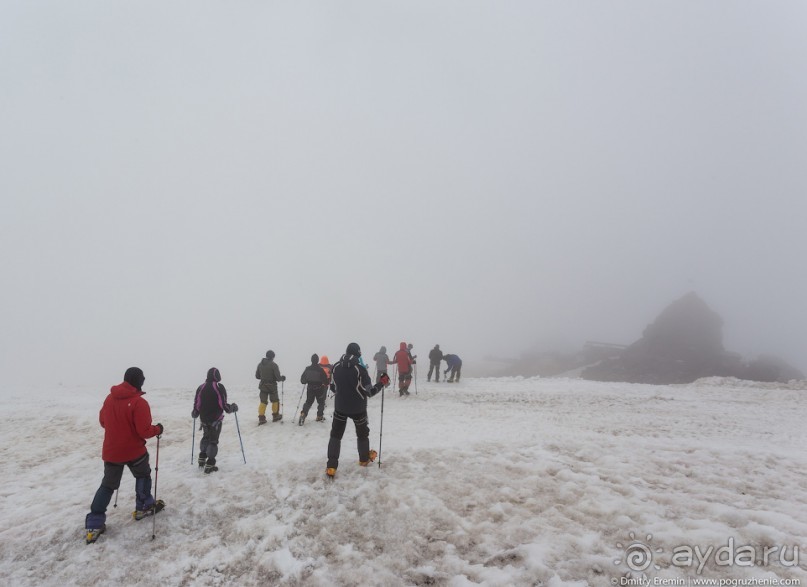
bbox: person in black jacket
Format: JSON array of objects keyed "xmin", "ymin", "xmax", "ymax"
[
  {"xmin": 192, "ymin": 367, "xmax": 238, "ymax": 474},
  {"xmin": 428, "ymin": 344, "xmax": 443, "ymax": 382},
  {"xmin": 299, "ymin": 354, "xmax": 329, "ymax": 425},
  {"xmin": 326, "ymin": 342, "xmax": 390, "ymax": 478}
]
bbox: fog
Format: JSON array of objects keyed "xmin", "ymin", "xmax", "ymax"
[{"xmin": 2, "ymin": 1, "xmax": 805, "ymax": 390}]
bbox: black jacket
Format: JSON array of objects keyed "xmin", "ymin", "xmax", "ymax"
[
  {"xmin": 331, "ymin": 353, "xmax": 383, "ymax": 414},
  {"xmin": 301, "ymin": 363, "xmax": 329, "ymax": 392},
  {"xmin": 429, "ymin": 347, "xmax": 443, "ymax": 364},
  {"xmin": 193, "ymin": 368, "xmax": 233, "ymax": 424}
]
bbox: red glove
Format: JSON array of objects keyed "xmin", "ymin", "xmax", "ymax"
[{"xmin": 379, "ymin": 373, "xmax": 391, "ymax": 387}]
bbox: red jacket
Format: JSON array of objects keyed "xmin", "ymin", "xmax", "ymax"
[
  {"xmin": 392, "ymin": 342, "xmax": 413, "ymax": 375},
  {"xmin": 99, "ymin": 381, "xmax": 161, "ymax": 463}
]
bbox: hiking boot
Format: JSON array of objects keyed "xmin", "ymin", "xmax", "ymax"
[
  {"xmin": 204, "ymin": 464, "xmax": 218, "ymax": 474},
  {"xmin": 326, "ymin": 467, "xmax": 336, "ymax": 478},
  {"xmin": 272, "ymin": 413, "xmax": 283, "ymax": 422},
  {"xmin": 298, "ymin": 412, "xmax": 306, "ymax": 426},
  {"xmin": 315, "ymin": 415, "xmax": 325, "ymax": 422},
  {"xmin": 359, "ymin": 450, "xmax": 378, "ymax": 466},
  {"xmin": 133, "ymin": 500, "xmax": 165, "ymax": 520},
  {"xmin": 85, "ymin": 525, "xmax": 106, "ymax": 544},
  {"xmin": 258, "ymin": 415, "xmax": 267, "ymax": 425},
  {"xmin": 197, "ymin": 455, "xmax": 206, "ymax": 469}
]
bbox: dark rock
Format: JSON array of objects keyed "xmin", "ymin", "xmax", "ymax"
[
  {"xmin": 581, "ymin": 292, "xmax": 803, "ymax": 384},
  {"xmin": 743, "ymin": 354, "xmax": 805, "ymax": 383}
]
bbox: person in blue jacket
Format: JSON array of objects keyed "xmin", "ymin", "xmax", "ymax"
[{"xmin": 443, "ymin": 354, "xmax": 463, "ymax": 383}]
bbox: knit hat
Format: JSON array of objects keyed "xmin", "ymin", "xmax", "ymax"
[
  {"xmin": 311, "ymin": 354, "xmax": 319, "ymax": 365},
  {"xmin": 124, "ymin": 367, "xmax": 145, "ymax": 391}
]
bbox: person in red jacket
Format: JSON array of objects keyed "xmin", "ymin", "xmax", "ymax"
[
  {"xmin": 84, "ymin": 367, "xmax": 164, "ymax": 543},
  {"xmin": 391, "ymin": 342, "xmax": 415, "ymax": 396}
]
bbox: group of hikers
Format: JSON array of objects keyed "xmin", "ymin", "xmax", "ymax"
[
  {"xmin": 369, "ymin": 343, "xmax": 463, "ymax": 395},
  {"xmin": 83, "ymin": 342, "xmax": 462, "ymax": 544}
]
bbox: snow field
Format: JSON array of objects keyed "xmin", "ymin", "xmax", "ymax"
[{"xmin": 1, "ymin": 377, "xmax": 806, "ymax": 586}]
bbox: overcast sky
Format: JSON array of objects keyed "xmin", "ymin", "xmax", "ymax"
[{"xmin": 2, "ymin": 1, "xmax": 805, "ymax": 389}]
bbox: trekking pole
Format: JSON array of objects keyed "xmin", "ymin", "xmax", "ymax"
[
  {"xmin": 191, "ymin": 417, "xmax": 196, "ymax": 465},
  {"xmin": 294, "ymin": 384, "xmax": 306, "ymax": 423},
  {"xmin": 152, "ymin": 434, "xmax": 160, "ymax": 540},
  {"xmin": 414, "ymin": 364, "xmax": 418, "ymax": 395},
  {"xmin": 113, "ymin": 489, "xmax": 119, "ymax": 508},
  {"xmin": 378, "ymin": 385, "xmax": 385, "ymax": 468},
  {"xmin": 234, "ymin": 411, "xmax": 246, "ymax": 463},
  {"xmin": 281, "ymin": 381, "xmax": 284, "ymax": 419}
]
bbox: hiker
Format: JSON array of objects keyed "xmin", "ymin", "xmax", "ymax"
[
  {"xmin": 391, "ymin": 342, "xmax": 415, "ymax": 396},
  {"xmin": 326, "ymin": 342, "xmax": 390, "ymax": 478},
  {"xmin": 444, "ymin": 353, "xmax": 463, "ymax": 382},
  {"xmin": 428, "ymin": 344, "xmax": 443, "ymax": 382},
  {"xmin": 299, "ymin": 354, "xmax": 329, "ymax": 425},
  {"xmin": 192, "ymin": 367, "xmax": 238, "ymax": 474},
  {"xmin": 84, "ymin": 367, "xmax": 164, "ymax": 544},
  {"xmin": 256, "ymin": 350, "xmax": 286, "ymax": 424},
  {"xmin": 372, "ymin": 346, "xmax": 391, "ymax": 384}
]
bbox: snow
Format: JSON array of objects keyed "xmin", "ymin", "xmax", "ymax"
[{"xmin": 2, "ymin": 376, "xmax": 806, "ymax": 586}]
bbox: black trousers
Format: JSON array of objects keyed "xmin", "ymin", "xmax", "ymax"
[
  {"xmin": 327, "ymin": 410, "xmax": 370, "ymax": 469},
  {"xmin": 428, "ymin": 362, "xmax": 440, "ymax": 381},
  {"xmin": 302, "ymin": 387, "xmax": 327, "ymax": 418},
  {"xmin": 90, "ymin": 452, "xmax": 154, "ymax": 514},
  {"xmin": 199, "ymin": 420, "xmax": 223, "ymax": 465}
]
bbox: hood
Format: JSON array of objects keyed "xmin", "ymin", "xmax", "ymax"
[
  {"xmin": 380, "ymin": 346, "xmax": 386, "ymax": 353},
  {"xmin": 266, "ymin": 350, "xmax": 275, "ymax": 360},
  {"xmin": 311, "ymin": 354, "xmax": 319, "ymax": 365},
  {"xmin": 320, "ymin": 355, "xmax": 330, "ymax": 365},
  {"xmin": 110, "ymin": 381, "xmax": 143, "ymax": 399},
  {"xmin": 340, "ymin": 353, "xmax": 358, "ymax": 367},
  {"xmin": 399, "ymin": 342, "xmax": 407, "ymax": 351},
  {"xmin": 206, "ymin": 367, "xmax": 221, "ymax": 382}
]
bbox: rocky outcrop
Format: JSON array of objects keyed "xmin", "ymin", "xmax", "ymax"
[{"xmin": 580, "ymin": 292, "xmax": 803, "ymax": 384}]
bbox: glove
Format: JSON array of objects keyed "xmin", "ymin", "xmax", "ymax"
[
  {"xmin": 191, "ymin": 409, "xmax": 199, "ymax": 419},
  {"xmin": 230, "ymin": 403, "xmax": 239, "ymax": 413},
  {"xmin": 156, "ymin": 423, "xmax": 164, "ymax": 436},
  {"xmin": 379, "ymin": 373, "xmax": 391, "ymax": 387},
  {"xmin": 280, "ymin": 375, "xmax": 286, "ymax": 382}
]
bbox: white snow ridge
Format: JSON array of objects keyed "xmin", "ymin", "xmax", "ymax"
[{"xmin": 1, "ymin": 377, "xmax": 806, "ymax": 586}]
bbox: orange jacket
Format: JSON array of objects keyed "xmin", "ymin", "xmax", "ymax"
[{"xmin": 319, "ymin": 355, "xmax": 332, "ymax": 380}]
